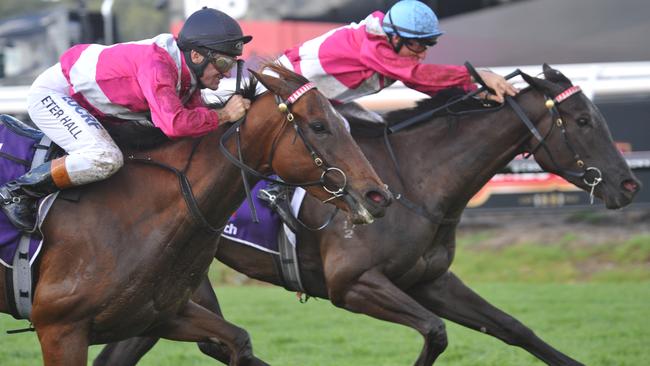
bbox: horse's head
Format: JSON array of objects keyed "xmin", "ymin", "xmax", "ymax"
[
  {"xmin": 520, "ymin": 64, "xmax": 641, "ymax": 208},
  {"xmin": 242, "ymin": 64, "xmax": 391, "ymax": 223}
]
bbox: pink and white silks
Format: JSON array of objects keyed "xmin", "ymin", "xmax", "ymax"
[
  {"xmin": 27, "ymin": 34, "xmax": 219, "ymax": 185},
  {"xmin": 278, "ymin": 11, "xmax": 476, "ymax": 105}
]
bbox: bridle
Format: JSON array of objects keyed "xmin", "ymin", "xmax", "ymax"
[
  {"xmin": 506, "ymin": 83, "xmax": 603, "ymax": 204},
  {"xmin": 462, "ymin": 63, "xmax": 601, "ymax": 191},
  {"xmin": 218, "ymin": 80, "xmax": 351, "ymax": 222},
  {"xmin": 384, "ymin": 65, "xmax": 605, "ymax": 224}
]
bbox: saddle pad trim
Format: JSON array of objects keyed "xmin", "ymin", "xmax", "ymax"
[{"xmin": 220, "ymin": 234, "xmax": 280, "ymax": 255}]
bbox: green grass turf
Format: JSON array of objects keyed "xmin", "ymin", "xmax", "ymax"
[{"xmin": 1, "ymin": 282, "xmax": 648, "ymax": 365}]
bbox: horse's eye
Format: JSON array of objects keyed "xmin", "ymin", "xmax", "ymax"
[
  {"xmin": 310, "ymin": 121, "xmax": 327, "ymax": 133},
  {"xmin": 576, "ymin": 117, "xmax": 590, "ymax": 126}
]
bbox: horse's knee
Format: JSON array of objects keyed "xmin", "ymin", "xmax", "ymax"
[
  {"xmin": 426, "ymin": 320, "xmax": 448, "ymax": 352},
  {"xmin": 213, "ymin": 328, "xmax": 254, "ymax": 364},
  {"xmin": 197, "ymin": 341, "xmax": 230, "ymax": 363}
]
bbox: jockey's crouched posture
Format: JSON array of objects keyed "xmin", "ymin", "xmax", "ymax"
[
  {"xmin": 0, "ymin": 7, "xmax": 252, "ymax": 232},
  {"xmin": 259, "ymin": 0, "xmax": 518, "ymax": 221}
]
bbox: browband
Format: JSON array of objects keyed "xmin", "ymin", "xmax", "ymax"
[
  {"xmin": 286, "ymin": 82, "xmax": 317, "ymax": 104},
  {"xmin": 554, "ymin": 85, "xmax": 581, "ymax": 104}
]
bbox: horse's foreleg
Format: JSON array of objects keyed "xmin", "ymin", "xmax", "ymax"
[
  {"xmin": 191, "ymin": 274, "xmax": 232, "ymax": 364},
  {"xmin": 37, "ymin": 322, "xmax": 90, "ymax": 366},
  {"xmin": 151, "ymin": 299, "xmax": 269, "ymax": 366},
  {"xmin": 93, "ymin": 275, "xmax": 231, "ymax": 365},
  {"xmin": 328, "ymin": 268, "xmax": 447, "ymax": 366},
  {"xmin": 408, "ymin": 271, "xmax": 586, "ymax": 366},
  {"xmin": 93, "ymin": 337, "xmax": 160, "ymax": 366}
]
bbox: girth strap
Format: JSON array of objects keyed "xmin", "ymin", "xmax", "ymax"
[{"xmin": 8, "ymin": 134, "xmax": 53, "ymax": 321}]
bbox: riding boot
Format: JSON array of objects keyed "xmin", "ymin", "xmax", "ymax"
[
  {"xmin": 257, "ymin": 181, "xmax": 299, "ymax": 232},
  {"xmin": 0, "ymin": 157, "xmax": 72, "ymax": 232}
]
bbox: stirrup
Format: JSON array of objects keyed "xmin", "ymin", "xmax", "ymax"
[
  {"xmin": 257, "ymin": 187, "xmax": 299, "ymax": 233},
  {"xmin": 0, "ymin": 192, "xmax": 37, "ymax": 232}
]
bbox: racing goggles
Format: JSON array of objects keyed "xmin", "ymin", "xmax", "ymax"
[
  {"xmin": 404, "ymin": 37, "xmax": 438, "ymax": 53},
  {"xmin": 208, "ymin": 52, "xmax": 237, "ymax": 74}
]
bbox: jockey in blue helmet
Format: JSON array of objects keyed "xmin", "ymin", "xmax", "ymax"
[{"xmin": 382, "ymin": 0, "xmax": 443, "ymax": 53}]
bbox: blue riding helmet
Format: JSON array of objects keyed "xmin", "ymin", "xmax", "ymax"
[{"xmin": 382, "ymin": 0, "xmax": 444, "ymax": 39}]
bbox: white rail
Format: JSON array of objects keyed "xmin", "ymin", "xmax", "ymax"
[
  {"xmin": 2, "ymin": 61, "xmax": 649, "ymax": 115},
  {"xmin": 357, "ymin": 61, "xmax": 650, "ymax": 111}
]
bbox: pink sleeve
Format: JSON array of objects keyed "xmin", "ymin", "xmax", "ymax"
[
  {"xmin": 184, "ymin": 91, "xmax": 208, "ymax": 109},
  {"xmin": 137, "ymin": 56, "xmax": 219, "ymax": 139},
  {"xmin": 359, "ymin": 36, "xmax": 476, "ymax": 95}
]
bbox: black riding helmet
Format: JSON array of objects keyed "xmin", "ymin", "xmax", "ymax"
[{"xmin": 177, "ymin": 7, "xmax": 252, "ymax": 84}]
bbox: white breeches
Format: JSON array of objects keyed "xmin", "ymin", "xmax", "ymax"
[{"xmin": 27, "ymin": 64, "xmax": 123, "ymax": 185}]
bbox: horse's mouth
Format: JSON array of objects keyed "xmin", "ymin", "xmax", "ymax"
[
  {"xmin": 343, "ymin": 188, "xmax": 391, "ymax": 224},
  {"xmin": 602, "ymin": 178, "xmax": 641, "ymax": 209}
]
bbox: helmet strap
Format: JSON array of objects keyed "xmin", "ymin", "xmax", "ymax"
[
  {"xmin": 388, "ymin": 34, "xmax": 404, "ymax": 53},
  {"xmin": 387, "ymin": 11, "xmax": 404, "ymax": 53},
  {"xmin": 183, "ymin": 50, "xmax": 210, "ymax": 89}
]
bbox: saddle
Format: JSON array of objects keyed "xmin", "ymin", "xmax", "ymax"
[
  {"xmin": 0, "ymin": 113, "xmax": 166, "ymax": 320},
  {"xmin": 0, "ymin": 114, "xmax": 59, "ymax": 320}
]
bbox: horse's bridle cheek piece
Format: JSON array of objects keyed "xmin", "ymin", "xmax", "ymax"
[
  {"xmin": 275, "ymin": 82, "xmax": 349, "ymax": 202},
  {"xmin": 542, "ymin": 85, "xmax": 603, "ymax": 203}
]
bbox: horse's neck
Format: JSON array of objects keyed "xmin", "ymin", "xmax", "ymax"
[
  {"xmin": 387, "ymin": 90, "xmax": 546, "ymax": 215},
  {"xmin": 187, "ymin": 125, "xmax": 272, "ymax": 229},
  {"xmin": 138, "ymin": 121, "xmax": 271, "ymax": 248}
]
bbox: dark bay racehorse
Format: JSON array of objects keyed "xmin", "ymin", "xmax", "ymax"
[
  {"xmin": 0, "ymin": 63, "xmax": 391, "ymax": 366},
  {"xmin": 95, "ymin": 65, "xmax": 640, "ymax": 365}
]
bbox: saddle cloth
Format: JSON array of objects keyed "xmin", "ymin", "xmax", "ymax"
[
  {"xmin": 222, "ymin": 180, "xmax": 286, "ymax": 254},
  {"xmin": 0, "ymin": 116, "xmax": 50, "ymax": 268},
  {"xmin": 221, "ymin": 182, "xmax": 306, "ymax": 292}
]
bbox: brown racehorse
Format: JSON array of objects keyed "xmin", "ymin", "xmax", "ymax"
[
  {"xmin": 95, "ymin": 65, "xmax": 640, "ymax": 365},
  {"xmin": 0, "ymin": 63, "xmax": 391, "ymax": 366}
]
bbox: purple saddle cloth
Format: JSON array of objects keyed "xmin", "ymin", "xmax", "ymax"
[
  {"xmin": 0, "ymin": 120, "xmax": 44, "ymax": 267},
  {"xmin": 222, "ymin": 180, "xmax": 282, "ymax": 253}
]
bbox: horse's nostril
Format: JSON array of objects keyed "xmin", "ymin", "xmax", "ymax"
[
  {"xmin": 622, "ymin": 179, "xmax": 639, "ymax": 193},
  {"xmin": 366, "ymin": 190, "xmax": 386, "ymax": 205}
]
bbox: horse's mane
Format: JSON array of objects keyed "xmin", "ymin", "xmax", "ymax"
[
  {"xmin": 383, "ymin": 88, "xmax": 498, "ymax": 126},
  {"xmin": 258, "ymin": 60, "xmax": 311, "ymax": 88},
  {"xmin": 350, "ymin": 88, "xmax": 500, "ymax": 138}
]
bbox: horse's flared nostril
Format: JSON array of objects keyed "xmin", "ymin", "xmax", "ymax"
[
  {"xmin": 622, "ymin": 179, "xmax": 640, "ymax": 193},
  {"xmin": 365, "ymin": 190, "xmax": 391, "ymax": 207}
]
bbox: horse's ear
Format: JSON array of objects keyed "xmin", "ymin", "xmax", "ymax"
[
  {"xmin": 249, "ymin": 69, "xmax": 289, "ymax": 98},
  {"xmin": 542, "ymin": 63, "xmax": 572, "ymax": 87},
  {"xmin": 520, "ymin": 71, "xmax": 540, "ymax": 89},
  {"xmin": 521, "ymin": 71, "xmax": 560, "ymax": 96}
]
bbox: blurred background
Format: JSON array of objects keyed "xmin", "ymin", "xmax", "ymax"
[{"xmin": 0, "ymin": 2, "xmax": 648, "ymax": 364}]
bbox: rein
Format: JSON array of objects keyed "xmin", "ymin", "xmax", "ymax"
[
  {"xmin": 383, "ymin": 64, "xmax": 603, "ymax": 223},
  {"xmin": 127, "ymin": 138, "xmax": 225, "ymax": 235}
]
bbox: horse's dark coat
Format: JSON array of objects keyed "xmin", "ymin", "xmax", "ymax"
[{"xmin": 95, "ymin": 65, "xmax": 640, "ymax": 366}]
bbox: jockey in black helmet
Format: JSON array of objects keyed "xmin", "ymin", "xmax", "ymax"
[
  {"xmin": 0, "ymin": 7, "xmax": 252, "ymax": 232},
  {"xmin": 177, "ymin": 7, "xmax": 252, "ymax": 88}
]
